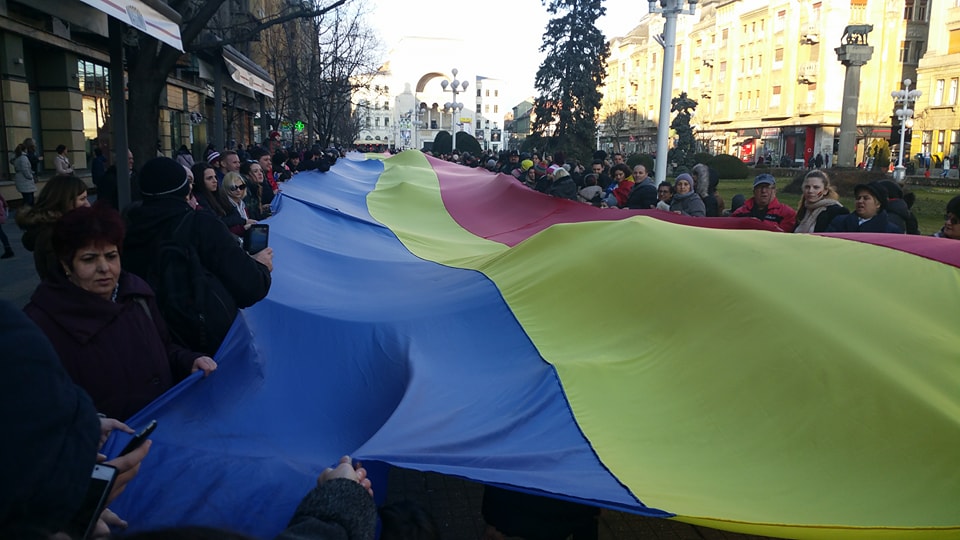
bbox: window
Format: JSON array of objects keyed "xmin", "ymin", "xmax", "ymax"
[
  {"xmin": 383, "ymin": 101, "xmax": 389, "ymax": 110},
  {"xmin": 494, "ymin": 90, "xmax": 499, "ymax": 97},
  {"xmin": 485, "ymin": 90, "xmax": 490, "ymax": 97},
  {"xmin": 951, "ymin": 30, "xmax": 960, "ymax": 55},
  {"xmin": 477, "ymin": 89, "xmax": 481, "ymax": 97},
  {"xmin": 384, "ymin": 118, "xmax": 389, "ymax": 127},
  {"xmin": 812, "ymin": 2, "xmax": 821, "ymax": 21},
  {"xmin": 950, "ymin": 78, "xmax": 958, "ymax": 105},
  {"xmin": 757, "ymin": 54, "xmax": 763, "ymax": 72},
  {"xmin": 740, "ymin": 58, "xmax": 745, "ymax": 72},
  {"xmin": 904, "ymin": 0, "xmax": 914, "ymax": 19},
  {"xmin": 916, "ymin": 0, "xmax": 927, "ymax": 20},
  {"xmin": 374, "ymin": 117, "xmax": 380, "ymax": 128},
  {"xmin": 677, "ymin": 44, "xmax": 682, "ymax": 61},
  {"xmin": 950, "ymin": 131, "xmax": 960, "ymax": 161},
  {"xmin": 900, "ymin": 41, "xmax": 911, "ymax": 62},
  {"xmin": 484, "ymin": 104, "xmax": 490, "ymax": 113},
  {"xmin": 476, "ymin": 104, "xmax": 482, "ymax": 113},
  {"xmin": 937, "ymin": 130, "xmax": 945, "ymax": 153},
  {"xmin": 774, "ymin": 47, "xmax": 784, "ymax": 69},
  {"xmin": 78, "ymin": 59, "xmax": 110, "ymax": 94},
  {"xmin": 719, "ymin": 61, "xmax": 727, "ymax": 82},
  {"xmin": 721, "ymin": 28, "xmax": 728, "ymax": 47},
  {"xmin": 717, "ymin": 93, "xmax": 725, "ymax": 113},
  {"xmin": 493, "ymin": 105, "xmax": 498, "ymax": 113},
  {"xmin": 935, "ymin": 79, "xmax": 945, "ymax": 105},
  {"xmin": 771, "ymin": 86, "xmax": 782, "ymax": 107},
  {"xmin": 775, "ymin": 10, "xmax": 786, "ymax": 32}
]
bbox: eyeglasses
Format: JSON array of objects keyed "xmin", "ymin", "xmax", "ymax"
[
  {"xmin": 228, "ymin": 184, "xmax": 247, "ymax": 192},
  {"xmin": 945, "ymin": 214, "xmax": 959, "ymax": 224}
]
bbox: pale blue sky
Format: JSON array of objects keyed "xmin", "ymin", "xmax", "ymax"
[{"xmin": 364, "ymin": 0, "xmax": 643, "ymax": 108}]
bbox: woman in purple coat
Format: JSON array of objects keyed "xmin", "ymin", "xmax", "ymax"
[{"xmin": 24, "ymin": 204, "xmax": 216, "ymax": 419}]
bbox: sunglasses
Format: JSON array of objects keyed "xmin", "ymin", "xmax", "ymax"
[
  {"xmin": 228, "ymin": 184, "xmax": 247, "ymax": 192},
  {"xmin": 945, "ymin": 214, "xmax": 959, "ymax": 224}
]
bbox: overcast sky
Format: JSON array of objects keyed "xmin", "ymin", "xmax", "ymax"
[{"xmin": 364, "ymin": 0, "xmax": 643, "ymax": 108}]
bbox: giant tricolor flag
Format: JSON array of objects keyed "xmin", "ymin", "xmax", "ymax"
[{"xmin": 105, "ymin": 152, "xmax": 960, "ymax": 539}]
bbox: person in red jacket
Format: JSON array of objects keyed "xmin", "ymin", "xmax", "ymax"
[{"xmin": 730, "ymin": 174, "xmax": 797, "ymax": 232}]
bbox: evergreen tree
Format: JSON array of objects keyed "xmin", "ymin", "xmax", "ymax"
[
  {"xmin": 667, "ymin": 92, "xmax": 698, "ymax": 172},
  {"xmin": 531, "ymin": 0, "xmax": 609, "ymax": 163}
]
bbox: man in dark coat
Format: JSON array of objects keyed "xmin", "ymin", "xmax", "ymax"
[
  {"xmin": 625, "ymin": 164, "xmax": 658, "ymax": 209},
  {"xmin": 123, "ymin": 157, "xmax": 273, "ymax": 354},
  {"xmin": 826, "ymin": 182, "xmax": 904, "ymax": 233}
]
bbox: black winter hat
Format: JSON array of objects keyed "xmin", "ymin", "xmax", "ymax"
[
  {"xmin": 878, "ymin": 180, "xmax": 903, "ymax": 200},
  {"xmin": 140, "ymin": 157, "xmax": 190, "ymax": 198},
  {"xmin": 854, "ymin": 182, "xmax": 888, "ymax": 209}
]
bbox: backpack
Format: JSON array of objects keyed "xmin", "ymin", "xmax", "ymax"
[{"xmin": 150, "ymin": 211, "xmax": 237, "ymax": 355}]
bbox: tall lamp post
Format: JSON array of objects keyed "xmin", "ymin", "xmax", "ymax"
[
  {"xmin": 441, "ymin": 68, "xmax": 468, "ymax": 152},
  {"xmin": 649, "ymin": 0, "xmax": 698, "ymax": 185},
  {"xmin": 891, "ymin": 79, "xmax": 921, "ymax": 183}
]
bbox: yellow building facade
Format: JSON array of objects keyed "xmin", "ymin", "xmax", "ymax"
[
  {"xmin": 601, "ymin": 0, "xmax": 930, "ymax": 168},
  {"xmin": 913, "ymin": 0, "xmax": 960, "ymax": 172}
]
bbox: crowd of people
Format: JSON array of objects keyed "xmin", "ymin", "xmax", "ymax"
[
  {"xmin": 2, "ymin": 138, "xmax": 957, "ymax": 539},
  {"xmin": 428, "ymin": 147, "xmax": 936, "ymax": 236},
  {"xmin": 1, "ymin": 136, "xmax": 460, "ymax": 540}
]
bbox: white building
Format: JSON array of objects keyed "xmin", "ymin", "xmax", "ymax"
[{"xmin": 353, "ymin": 37, "xmax": 510, "ymax": 151}]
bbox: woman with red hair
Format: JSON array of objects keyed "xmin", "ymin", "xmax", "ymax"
[{"xmin": 24, "ymin": 204, "xmax": 216, "ymax": 419}]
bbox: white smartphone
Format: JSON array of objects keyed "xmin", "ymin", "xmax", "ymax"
[{"xmin": 65, "ymin": 463, "xmax": 117, "ymax": 539}]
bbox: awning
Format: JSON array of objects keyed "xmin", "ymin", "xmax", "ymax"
[
  {"xmin": 76, "ymin": 0, "xmax": 182, "ymax": 50},
  {"xmin": 223, "ymin": 54, "xmax": 273, "ymax": 98}
]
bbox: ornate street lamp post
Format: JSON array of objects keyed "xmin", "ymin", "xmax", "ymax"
[
  {"xmin": 441, "ymin": 68, "xmax": 469, "ymax": 152},
  {"xmin": 891, "ymin": 79, "xmax": 921, "ymax": 183},
  {"xmin": 649, "ymin": 0, "xmax": 698, "ymax": 185}
]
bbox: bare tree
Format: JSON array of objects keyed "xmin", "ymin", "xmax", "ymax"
[
  {"xmin": 311, "ymin": 7, "xmax": 381, "ymax": 147},
  {"xmin": 124, "ymin": 0, "xmax": 348, "ymax": 168},
  {"xmin": 255, "ymin": 2, "xmax": 380, "ymax": 148},
  {"xmin": 603, "ymin": 107, "xmax": 629, "ymax": 153}
]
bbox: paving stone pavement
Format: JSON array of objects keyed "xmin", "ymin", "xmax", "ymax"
[{"xmin": 384, "ymin": 467, "xmax": 778, "ymax": 540}]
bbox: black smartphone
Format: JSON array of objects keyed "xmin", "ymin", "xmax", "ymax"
[
  {"xmin": 65, "ymin": 463, "xmax": 117, "ymax": 539},
  {"xmin": 244, "ymin": 223, "xmax": 269, "ymax": 254},
  {"xmin": 119, "ymin": 419, "xmax": 157, "ymax": 457}
]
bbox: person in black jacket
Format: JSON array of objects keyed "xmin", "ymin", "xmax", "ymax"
[
  {"xmin": 878, "ymin": 180, "xmax": 920, "ymax": 234},
  {"xmin": 543, "ymin": 168, "xmax": 578, "ymax": 201},
  {"xmin": 122, "ymin": 157, "xmax": 272, "ymax": 354},
  {"xmin": 826, "ymin": 182, "xmax": 903, "ymax": 233},
  {"xmin": 625, "ymin": 164, "xmax": 658, "ymax": 209}
]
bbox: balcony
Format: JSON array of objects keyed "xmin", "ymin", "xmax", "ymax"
[
  {"xmin": 798, "ymin": 102, "xmax": 817, "ymax": 115},
  {"xmin": 798, "ymin": 62, "xmax": 818, "ymax": 84},
  {"xmin": 703, "ymin": 51, "xmax": 715, "ymax": 67},
  {"xmin": 801, "ymin": 23, "xmax": 819, "ymax": 44}
]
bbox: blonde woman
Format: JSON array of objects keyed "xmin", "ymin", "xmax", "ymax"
[
  {"xmin": 793, "ymin": 170, "xmax": 848, "ymax": 233},
  {"xmin": 218, "ymin": 171, "xmax": 256, "ymax": 237}
]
